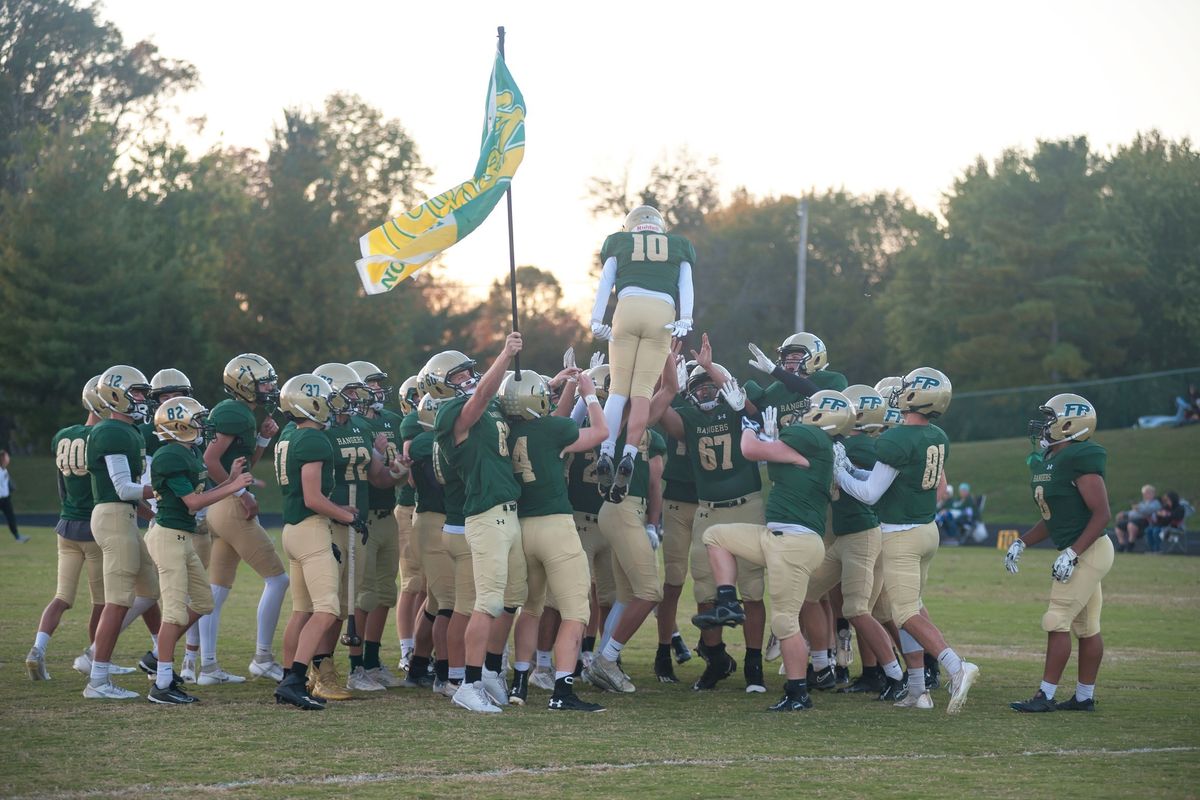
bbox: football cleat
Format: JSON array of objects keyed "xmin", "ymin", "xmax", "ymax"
[
  {"xmin": 1055, "ymin": 695, "xmax": 1095, "ymax": 712},
  {"xmin": 654, "ymin": 652, "xmax": 680, "ymax": 683},
  {"xmin": 895, "ymin": 690, "xmax": 934, "ymax": 709},
  {"xmin": 508, "ymin": 670, "xmax": 529, "ymax": 706},
  {"xmin": 691, "ymin": 598, "xmax": 745, "ymax": 630},
  {"xmin": 365, "ymin": 664, "xmax": 403, "ymax": 688},
  {"xmin": 452, "ymin": 681, "xmax": 502, "ymax": 713},
  {"xmin": 197, "ymin": 666, "xmax": 246, "ymax": 686},
  {"xmin": 530, "ymin": 665, "xmax": 556, "ymax": 691},
  {"xmin": 840, "ymin": 670, "xmax": 886, "ymax": 694},
  {"xmin": 83, "ymin": 681, "xmax": 139, "ymax": 700},
  {"xmin": 768, "ymin": 691, "xmax": 813, "ymax": 711},
  {"xmin": 400, "ymin": 671, "xmax": 435, "ymax": 689},
  {"xmin": 481, "ymin": 669, "xmax": 510, "ymax": 705},
  {"xmin": 1011, "ymin": 691, "xmax": 1056, "ymax": 713},
  {"xmin": 548, "ymin": 691, "xmax": 607, "ymax": 712},
  {"xmin": 109, "ymin": 663, "xmax": 138, "ymax": 675},
  {"xmin": 834, "ymin": 665, "xmax": 851, "ymax": 687},
  {"xmin": 692, "ymin": 653, "xmax": 737, "ymax": 691},
  {"xmin": 180, "ymin": 655, "xmax": 198, "ymax": 684},
  {"xmin": 810, "ymin": 665, "xmax": 837, "ymax": 691},
  {"xmin": 946, "ymin": 662, "xmax": 980, "ymax": 715},
  {"xmin": 671, "ymin": 633, "xmax": 693, "ymax": 664},
  {"xmin": 311, "ymin": 661, "xmax": 352, "ymax": 701},
  {"xmin": 148, "ymin": 683, "xmax": 198, "ymax": 705},
  {"xmin": 744, "ymin": 659, "xmax": 766, "ymax": 693},
  {"xmin": 584, "ymin": 655, "xmax": 635, "ymax": 693},
  {"xmin": 695, "ymin": 640, "xmax": 711, "ymax": 664},
  {"xmin": 764, "ymin": 634, "xmax": 781, "ymax": 662},
  {"xmin": 877, "ymin": 676, "xmax": 909, "ymax": 703},
  {"xmin": 836, "ymin": 624, "xmax": 854, "ymax": 667},
  {"xmin": 137, "ymin": 650, "xmax": 158, "ymax": 678},
  {"xmin": 925, "ymin": 660, "xmax": 941, "ymax": 691},
  {"xmin": 249, "ymin": 657, "xmax": 285, "ymax": 683},
  {"xmin": 25, "ymin": 647, "xmax": 50, "ymax": 681},
  {"xmin": 595, "ymin": 453, "xmax": 616, "ymax": 497},
  {"xmin": 275, "ymin": 674, "xmax": 325, "ymax": 710},
  {"xmin": 609, "ymin": 453, "xmax": 635, "ymax": 503},
  {"xmin": 398, "ymin": 643, "xmax": 414, "ymax": 673},
  {"xmin": 437, "ymin": 679, "xmax": 459, "ymax": 699},
  {"xmin": 347, "ymin": 666, "xmax": 387, "ymax": 691},
  {"xmin": 73, "ymin": 651, "xmax": 92, "ymax": 675}
]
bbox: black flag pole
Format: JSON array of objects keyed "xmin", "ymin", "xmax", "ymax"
[{"xmin": 497, "ymin": 25, "xmax": 521, "ymax": 378}]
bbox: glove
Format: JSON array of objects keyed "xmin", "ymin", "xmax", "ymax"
[
  {"xmin": 1051, "ymin": 547, "xmax": 1078, "ymax": 583},
  {"xmin": 331, "ymin": 542, "xmax": 342, "ymax": 563},
  {"xmin": 1005, "ymin": 539, "xmax": 1025, "ymax": 574},
  {"xmin": 832, "ymin": 441, "xmax": 848, "ymax": 473},
  {"xmin": 762, "ymin": 406, "xmax": 779, "ymax": 441},
  {"xmin": 664, "ymin": 318, "xmax": 693, "ymax": 338},
  {"xmin": 645, "ymin": 524, "xmax": 661, "ymax": 551},
  {"xmin": 589, "ymin": 351, "xmax": 606, "ymax": 369},
  {"xmin": 590, "ymin": 320, "xmax": 612, "ymax": 341},
  {"xmin": 675, "ymin": 357, "xmax": 689, "ymax": 393},
  {"xmin": 719, "ymin": 378, "xmax": 746, "ymax": 412},
  {"xmin": 350, "ymin": 515, "xmax": 370, "ymax": 545},
  {"xmin": 741, "ymin": 415, "xmax": 762, "ymax": 434},
  {"xmin": 563, "ymin": 346, "xmax": 577, "ymax": 370},
  {"xmin": 747, "ymin": 343, "xmax": 775, "ymax": 375}
]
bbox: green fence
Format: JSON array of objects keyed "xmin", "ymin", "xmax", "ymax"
[{"xmin": 937, "ymin": 367, "xmax": 1200, "ymax": 442}]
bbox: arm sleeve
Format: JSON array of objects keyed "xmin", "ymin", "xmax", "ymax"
[
  {"xmin": 590, "ymin": 257, "xmax": 617, "ymax": 322},
  {"xmin": 770, "ymin": 366, "xmax": 819, "ymax": 397},
  {"xmin": 105, "ymin": 454, "xmax": 145, "ymax": 502},
  {"xmin": 836, "ymin": 462, "xmax": 899, "ymax": 505},
  {"xmin": 678, "ymin": 261, "xmax": 694, "ymax": 319},
  {"xmin": 570, "ymin": 396, "xmax": 589, "ymax": 425}
]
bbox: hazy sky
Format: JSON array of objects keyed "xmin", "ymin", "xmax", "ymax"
[{"xmin": 102, "ymin": 0, "xmax": 1200, "ymax": 310}]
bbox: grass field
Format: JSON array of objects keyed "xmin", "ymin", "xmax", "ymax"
[
  {"xmin": 7, "ymin": 425, "xmax": 1199, "ymax": 523},
  {"xmin": 2, "ymin": 530, "xmax": 1198, "ymax": 799}
]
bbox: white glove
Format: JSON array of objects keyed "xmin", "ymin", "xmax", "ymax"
[
  {"xmin": 675, "ymin": 357, "xmax": 690, "ymax": 393},
  {"xmin": 761, "ymin": 406, "xmax": 779, "ymax": 441},
  {"xmin": 645, "ymin": 524, "xmax": 661, "ymax": 551},
  {"xmin": 591, "ymin": 320, "xmax": 612, "ymax": 341},
  {"xmin": 719, "ymin": 378, "xmax": 746, "ymax": 412},
  {"xmin": 1005, "ymin": 539, "xmax": 1025, "ymax": 574},
  {"xmin": 832, "ymin": 441, "xmax": 848, "ymax": 473},
  {"xmin": 664, "ymin": 318, "xmax": 693, "ymax": 338},
  {"xmin": 563, "ymin": 347, "xmax": 577, "ymax": 370},
  {"xmin": 1051, "ymin": 547, "xmax": 1078, "ymax": 583},
  {"xmin": 747, "ymin": 343, "xmax": 775, "ymax": 375},
  {"xmin": 589, "ymin": 351, "xmax": 606, "ymax": 369}
]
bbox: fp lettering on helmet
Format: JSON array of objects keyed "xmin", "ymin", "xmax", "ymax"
[
  {"xmin": 818, "ymin": 396, "xmax": 849, "ymax": 411},
  {"xmin": 859, "ymin": 396, "xmax": 882, "ymax": 410},
  {"xmin": 912, "ymin": 376, "xmax": 941, "ymax": 390},
  {"xmin": 1063, "ymin": 402, "xmax": 1092, "ymax": 417}
]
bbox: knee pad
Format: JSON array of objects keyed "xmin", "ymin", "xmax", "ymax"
[
  {"xmin": 770, "ymin": 611, "xmax": 801, "ymax": 640},
  {"xmin": 503, "ymin": 606, "xmax": 518, "ymax": 615},
  {"xmin": 437, "ymin": 608, "xmax": 453, "ymax": 619},
  {"xmin": 1041, "ymin": 608, "xmax": 1072, "ymax": 634},
  {"xmin": 424, "ymin": 610, "xmax": 437, "ymax": 623}
]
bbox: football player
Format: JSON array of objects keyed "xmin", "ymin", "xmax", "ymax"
[
  {"xmin": 200, "ymin": 354, "xmax": 287, "ymax": 685},
  {"xmin": 82, "ymin": 365, "xmax": 161, "ymax": 699},
  {"xmin": 425, "ymin": 333, "xmax": 526, "ymax": 713},
  {"xmin": 500, "ymin": 370, "xmax": 608, "ymax": 711},
  {"xmin": 382, "ymin": 373, "xmax": 423, "ymax": 672},
  {"xmin": 590, "ymin": 205, "xmax": 695, "ymax": 502},
  {"xmin": 695, "ymin": 391, "xmax": 853, "ymax": 711},
  {"xmin": 1007, "ymin": 394, "xmax": 1112, "ymax": 713},
  {"xmin": 146, "ymin": 397, "xmax": 255, "ymax": 704},
  {"xmin": 651, "ymin": 340, "xmax": 768, "ymax": 693},
  {"xmin": 835, "ymin": 367, "xmax": 979, "ymax": 713}
]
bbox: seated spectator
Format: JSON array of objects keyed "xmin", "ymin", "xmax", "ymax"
[
  {"xmin": 1114, "ymin": 484, "xmax": 1161, "ymax": 553},
  {"xmin": 936, "ymin": 482, "xmax": 978, "ymax": 544},
  {"xmin": 1145, "ymin": 491, "xmax": 1185, "ymax": 554},
  {"xmin": 1137, "ymin": 384, "xmax": 1200, "ymax": 428}
]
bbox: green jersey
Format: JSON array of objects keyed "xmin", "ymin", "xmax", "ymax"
[
  {"xmin": 276, "ymin": 425, "xmax": 336, "ymax": 525},
  {"xmin": 675, "ymin": 402, "xmax": 761, "ymax": 502},
  {"xmin": 435, "ymin": 396, "xmax": 520, "ymax": 518},
  {"xmin": 52, "ymin": 424, "xmax": 95, "ymax": 521},
  {"xmin": 362, "ymin": 409, "xmax": 405, "ymax": 511},
  {"xmin": 508, "ymin": 416, "xmax": 580, "ymax": 518},
  {"xmin": 409, "ymin": 431, "xmax": 445, "ymax": 515},
  {"xmin": 433, "ymin": 438, "xmax": 466, "ymax": 528},
  {"xmin": 395, "ymin": 410, "xmax": 423, "ymax": 506},
  {"xmin": 831, "ymin": 434, "xmax": 879, "ymax": 535},
  {"xmin": 745, "ymin": 369, "xmax": 848, "ymax": 429},
  {"xmin": 1029, "ymin": 440, "xmax": 1107, "ymax": 550},
  {"xmin": 86, "ymin": 419, "xmax": 146, "ymax": 506},
  {"xmin": 766, "ymin": 424, "xmax": 833, "ymax": 532},
  {"xmin": 566, "ymin": 420, "xmax": 604, "ymax": 515},
  {"xmin": 660, "ymin": 398, "xmax": 698, "ymax": 503},
  {"xmin": 152, "ymin": 442, "xmax": 206, "ymax": 532},
  {"xmin": 326, "ymin": 416, "xmax": 374, "ymax": 517},
  {"xmin": 873, "ymin": 424, "xmax": 949, "ymax": 525},
  {"xmin": 601, "ymin": 230, "xmax": 696, "ymax": 305},
  {"xmin": 208, "ymin": 399, "xmax": 258, "ymax": 474}
]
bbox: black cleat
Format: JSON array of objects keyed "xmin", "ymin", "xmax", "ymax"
[
  {"xmin": 768, "ymin": 691, "xmax": 813, "ymax": 711},
  {"xmin": 695, "ymin": 640, "xmax": 711, "ymax": 664},
  {"xmin": 595, "ymin": 453, "xmax": 616, "ymax": 498},
  {"xmin": 508, "ymin": 670, "xmax": 529, "ymax": 706},
  {"xmin": 925, "ymin": 665, "xmax": 941, "ymax": 691},
  {"xmin": 654, "ymin": 653, "xmax": 680, "ymax": 684},
  {"xmin": 810, "ymin": 665, "xmax": 837, "ymax": 691},
  {"xmin": 744, "ymin": 659, "xmax": 766, "ymax": 694},
  {"xmin": 608, "ymin": 453, "xmax": 635, "ymax": 503},
  {"xmin": 147, "ymin": 684, "xmax": 198, "ymax": 705},
  {"xmin": 840, "ymin": 670, "xmax": 886, "ymax": 694},
  {"xmin": 137, "ymin": 650, "xmax": 157, "ymax": 678},
  {"xmin": 1055, "ymin": 695, "xmax": 1096, "ymax": 712},
  {"xmin": 877, "ymin": 676, "xmax": 909, "ymax": 702},
  {"xmin": 275, "ymin": 674, "xmax": 325, "ymax": 710},
  {"xmin": 548, "ymin": 692, "xmax": 607, "ymax": 712},
  {"xmin": 693, "ymin": 653, "xmax": 737, "ymax": 691},
  {"xmin": 834, "ymin": 665, "xmax": 851, "ymax": 688},
  {"xmin": 1010, "ymin": 690, "xmax": 1057, "ymax": 713},
  {"xmin": 672, "ymin": 633, "xmax": 693, "ymax": 664},
  {"xmin": 691, "ymin": 598, "xmax": 745, "ymax": 630}
]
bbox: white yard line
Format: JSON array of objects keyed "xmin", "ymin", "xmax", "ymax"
[{"xmin": 17, "ymin": 747, "xmax": 1199, "ymax": 799}]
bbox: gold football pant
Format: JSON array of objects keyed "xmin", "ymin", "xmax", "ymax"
[
  {"xmin": 609, "ymin": 295, "xmax": 676, "ymax": 399},
  {"xmin": 662, "ymin": 500, "xmax": 697, "ymax": 586},
  {"xmin": 283, "ymin": 516, "xmax": 340, "ymax": 616},
  {"xmin": 416, "ymin": 511, "xmax": 454, "ymax": 615},
  {"xmin": 394, "ymin": 503, "xmax": 423, "ymax": 593},
  {"xmin": 90, "ymin": 502, "xmax": 158, "ymax": 606},
  {"xmin": 1043, "ymin": 536, "xmax": 1113, "ymax": 637},
  {"xmin": 881, "ymin": 522, "xmax": 940, "ymax": 626},
  {"xmin": 357, "ymin": 510, "xmax": 400, "ymax": 612},
  {"xmin": 576, "ymin": 511, "xmax": 616, "ymax": 607},
  {"xmin": 805, "ymin": 527, "xmax": 883, "ymax": 617},
  {"xmin": 691, "ymin": 494, "xmax": 766, "ymax": 604},
  {"xmin": 206, "ymin": 494, "xmax": 285, "ymax": 588},
  {"xmin": 146, "ymin": 525, "xmax": 214, "ymax": 625},
  {"xmin": 465, "ymin": 502, "xmax": 526, "ymax": 616},
  {"xmin": 521, "ymin": 514, "xmax": 591, "ymax": 624},
  {"xmin": 54, "ymin": 536, "xmax": 104, "ymax": 608},
  {"xmin": 599, "ymin": 496, "xmax": 663, "ymax": 604},
  {"xmin": 444, "ymin": 532, "xmax": 475, "ymax": 614}
]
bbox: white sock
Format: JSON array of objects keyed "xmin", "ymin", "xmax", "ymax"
[
  {"xmin": 156, "ymin": 660, "xmax": 174, "ymax": 690},
  {"xmin": 34, "ymin": 631, "xmax": 51, "ymax": 652},
  {"xmin": 555, "ymin": 670, "xmax": 572, "ymax": 681},
  {"xmin": 812, "ymin": 649, "xmax": 831, "ymax": 670},
  {"xmin": 898, "ymin": 629, "xmax": 922, "ymax": 655},
  {"xmin": 601, "ymin": 638, "xmax": 624, "ymax": 662},
  {"xmin": 185, "ymin": 626, "xmax": 200, "ymax": 649},
  {"xmin": 255, "ymin": 573, "xmax": 288, "ymax": 656},
  {"xmin": 622, "ymin": 443, "xmax": 638, "ymax": 461},
  {"xmin": 120, "ymin": 595, "xmax": 157, "ymax": 632},
  {"xmin": 601, "ymin": 394, "xmax": 629, "ymax": 454},
  {"xmin": 1040, "ymin": 681, "xmax": 1057, "ymax": 700},
  {"xmin": 201, "ymin": 584, "xmax": 230, "ymax": 666},
  {"xmin": 908, "ymin": 667, "xmax": 926, "ymax": 694},
  {"xmin": 1076, "ymin": 682, "xmax": 1095, "ymax": 701},
  {"xmin": 937, "ymin": 647, "xmax": 963, "ymax": 677},
  {"xmin": 448, "ymin": 666, "xmax": 465, "ymax": 682},
  {"xmin": 599, "ymin": 601, "xmax": 625, "ymax": 653},
  {"xmin": 536, "ymin": 650, "xmax": 552, "ymax": 668},
  {"xmin": 90, "ymin": 660, "xmax": 109, "ymax": 686},
  {"xmin": 183, "ymin": 650, "xmax": 197, "ymax": 665},
  {"xmin": 150, "ymin": 633, "xmax": 158, "ymax": 659},
  {"xmin": 882, "ymin": 660, "xmax": 904, "ymax": 681},
  {"xmin": 400, "ymin": 637, "xmax": 415, "ymax": 652},
  {"xmin": 514, "ymin": 661, "xmax": 531, "ymax": 672}
]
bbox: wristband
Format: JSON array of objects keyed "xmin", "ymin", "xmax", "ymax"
[
  {"xmin": 372, "ymin": 448, "xmax": 386, "ymax": 462},
  {"xmin": 256, "ymin": 435, "xmax": 272, "ymax": 448},
  {"xmin": 584, "ymin": 394, "xmax": 600, "ymax": 407},
  {"xmin": 235, "ymin": 488, "xmax": 247, "ymax": 497}
]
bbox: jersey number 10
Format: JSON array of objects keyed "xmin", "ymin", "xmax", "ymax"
[{"xmin": 630, "ymin": 233, "xmax": 669, "ymax": 262}]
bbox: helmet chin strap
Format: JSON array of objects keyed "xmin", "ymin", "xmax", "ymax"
[
  {"xmin": 698, "ymin": 399, "xmax": 719, "ymax": 411},
  {"xmin": 1044, "ymin": 426, "xmax": 1090, "ymax": 452}
]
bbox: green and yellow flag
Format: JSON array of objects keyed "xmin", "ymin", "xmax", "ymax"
[{"xmin": 356, "ymin": 52, "xmax": 526, "ymax": 294}]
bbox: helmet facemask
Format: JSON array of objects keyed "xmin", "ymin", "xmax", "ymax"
[
  {"xmin": 777, "ymin": 348, "xmax": 811, "ymax": 375},
  {"xmin": 447, "ymin": 365, "xmax": 481, "ymax": 396},
  {"xmin": 688, "ymin": 376, "xmax": 720, "ymax": 412}
]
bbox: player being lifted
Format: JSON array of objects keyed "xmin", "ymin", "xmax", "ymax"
[{"xmin": 590, "ymin": 205, "xmax": 695, "ymax": 502}]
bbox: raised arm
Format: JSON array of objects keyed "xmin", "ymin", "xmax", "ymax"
[
  {"xmin": 454, "ymin": 332, "xmax": 523, "ymax": 443},
  {"xmin": 563, "ymin": 371, "xmax": 610, "ymax": 453}
]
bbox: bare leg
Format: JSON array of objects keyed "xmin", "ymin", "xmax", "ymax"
[
  {"xmin": 1042, "ymin": 630, "xmax": 1073, "ymax": 686},
  {"xmin": 779, "ymin": 633, "xmax": 809, "ymax": 680},
  {"xmin": 514, "ymin": 610, "xmax": 540, "ymax": 666},
  {"xmin": 282, "ymin": 612, "xmax": 310, "ymax": 666},
  {"xmin": 624, "ymin": 397, "xmax": 651, "ymax": 461},
  {"xmin": 297, "ymin": 613, "xmax": 339, "ymax": 665},
  {"xmin": 37, "ymin": 598, "xmax": 71, "ymax": 637},
  {"xmin": 658, "ymin": 583, "xmax": 683, "ymax": 644},
  {"xmin": 1077, "ymin": 633, "xmax": 1104, "ymax": 685}
]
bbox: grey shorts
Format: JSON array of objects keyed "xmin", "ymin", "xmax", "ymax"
[{"xmin": 56, "ymin": 518, "xmax": 95, "ymax": 543}]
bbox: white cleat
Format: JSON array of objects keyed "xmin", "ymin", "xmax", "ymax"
[
  {"xmin": 365, "ymin": 665, "xmax": 403, "ymax": 688},
  {"xmin": 73, "ymin": 652, "xmax": 92, "ymax": 675},
  {"xmin": 946, "ymin": 662, "xmax": 980, "ymax": 715},
  {"xmin": 398, "ymin": 643, "xmax": 414, "ymax": 673},
  {"xmin": 197, "ymin": 666, "xmax": 246, "ymax": 686},
  {"xmin": 764, "ymin": 634, "xmax": 782, "ymax": 662},
  {"xmin": 83, "ymin": 681, "xmax": 139, "ymax": 700},
  {"xmin": 248, "ymin": 658, "xmax": 285, "ymax": 682},
  {"xmin": 895, "ymin": 690, "xmax": 934, "ymax": 709},
  {"xmin": 437, "ymin": 679, "xmax": 459, "ymax": 699},
  {"xmin": 26, "ymin": 648, "xmax": 50, "ymax": 681},
  {"xmin": 481, "ymin": 669, "xmax": 510, "ymax": 706},
  {"xmin": 585, "ymin": 655, "xmax": 635, "ymax": 693},
  {"xmin": 452, "ymin": 680, "xmax": 502, "ymax": 713},
  {"xmin": 109, "ymin": 662, "xmax": 138, "ymax": 675},
  {"xmin": 347, "ymin": 666, "xmax": 387, "ymax": 691},
  {"xmin": 530, "ymin": 666, "xmax": 556, "ymax": 691},
  {"xmin": 581, "ymin": 651, "xmax": 595, "ymax": 671},
  {"xmin": 180, "ymin": 660, "xmax": 198, "ymax": 684},
  {"xmin": 778, "ymin": 661, "xmax": 787, "ymax": 675}
]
